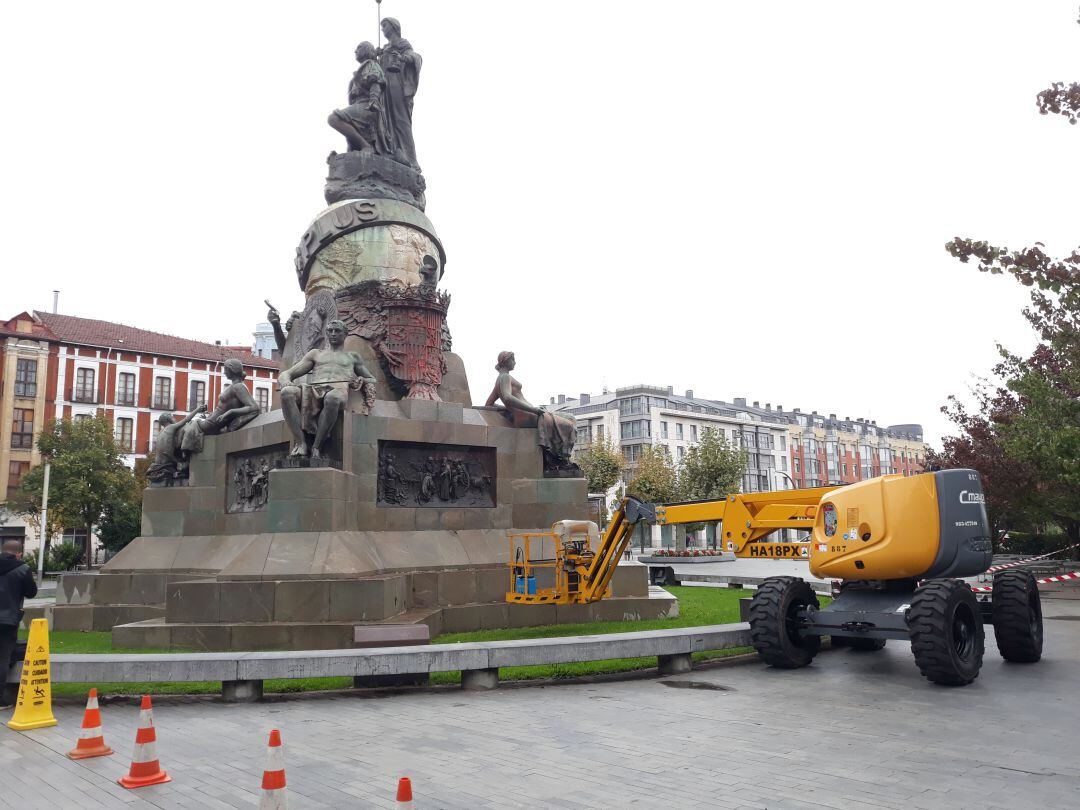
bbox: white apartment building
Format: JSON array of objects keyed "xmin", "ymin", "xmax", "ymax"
[{"xmin": 553, "ymin": 385, "xmax": 792, "ymax": 549}]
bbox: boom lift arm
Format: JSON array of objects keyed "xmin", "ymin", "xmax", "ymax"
[{"xmin": 506, "ymin": 488, "xmax": 836, "ymax": 605}]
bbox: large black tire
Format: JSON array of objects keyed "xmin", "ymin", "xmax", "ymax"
[
  {"xmin": 749, "ymin": 576, "xmax": 821, "ymax": 669},
  {"xmin": 907, "ymin": 579, "xmax": 984, "ymax": 686},
  {"xmin": 992, "ymin": 570, "xmax": 1043, "ymax": 663}
]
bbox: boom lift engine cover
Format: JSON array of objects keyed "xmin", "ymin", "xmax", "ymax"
[{"xmin": 808, "ymin": 470, "xmax": 993, "ymax": 581}]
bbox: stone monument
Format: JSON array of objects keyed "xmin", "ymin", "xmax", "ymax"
[{"xmin": 53, "ymin": 21, "xmax": 673, "ymax": 651}]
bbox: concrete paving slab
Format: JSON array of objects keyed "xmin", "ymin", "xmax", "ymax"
[{"xmin": 1, "ymin": 601, "xmax": 1078, "ymax": 808}]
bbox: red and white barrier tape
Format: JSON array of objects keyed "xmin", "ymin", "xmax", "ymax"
[
  {"xmin": 971, "ymin": 570, "xmax": 1080, "ymax": 593},
  {"xmin": 985, "ymin": 543, "xmax": 1080, "ymax": 573}
]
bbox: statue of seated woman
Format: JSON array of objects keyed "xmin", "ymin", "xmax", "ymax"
[
  {"xmin": 485, "ymin": 351, "xmax": 579, "ymax": 473},
  {"xmin": 179, "ymin": 358, "xmax": 262, "ymax": 458}
]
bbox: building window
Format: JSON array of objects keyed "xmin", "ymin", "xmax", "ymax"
[
  {"xmin": 14, "ymin": 359, "xmax": 37, "ymax": 398},
  {"xmin": 781, "ymin": 456, "xmax": 788, "ymax": 471},
  {"xmin": 73, "ymin": 413, "xmax": 90, "ymax": 422},
  {"xmin": 690, "ymin": 425, "xmax": 698, "ymax": 442},
  {"xmin": 153, "ymin": 377, "xmax": 172, "ymax": 410},
  {"xmin": 620, "ymin": 420, "xmax": 650, "ymax": 440},
  {"xmin": 676, "ymin": 423, "xmax": 684, "ymax": 440},
  {"xmin": 61, "ymin": 528, "xmax": 88, "ymax": 553},
  {"xmin": 780, "ymin": 435, "xmax": 786, "ymax": 451},
  {"xmin": 75, "ymin": 368, "xmax": 96, "ymax": 403},
  {"xmin": 115, "ymin": 417, "xmax": 134, "ymax": 453},
  {"xmin": 677, "ymin": 445, "xmax": 685, "ymax": 460},
  {"xmin": 11, "ymin": 408, "xmax": 34, "ymax": 449},
  {"xmin": 255, "ymin": 387, "xmax": 270, "ymax": 412},
  {"xmin": 576, "ymin": 425, "xmax": 591, "ymax": 445},
  {"xmin": 624, "ymin": 444, "xmax": 642, "ymax": 463},
  {"xmin": 660, "ymin": 421, "xmax": 669, "ymax": 439},
  {"xmin": 117, "ymin": 372, "xmax": 136, "ymax": 406},
  {"xmin": 152, "ymin": 420, "xmax": 162, "ymax": 450},
  {"xmin": 794, "ymin": 458, "xmax": 801, "ymax": 473},
  {"xmin": 596, "ymin": 424, "xmax": 604, "ymax": 442},
  {"xmin": 759, "ymin": 433, "xmax": 775, "ymax": 450},
  {"xmin": 7, "ymin": 461, "xmax": 30, "ymax": 499},
  {"xmin": 189, "ymin": 380, "xmax": 206, "ymax": 409}
]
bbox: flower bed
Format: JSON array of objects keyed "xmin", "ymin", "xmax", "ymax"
[{"xmin": 647, "ymin": 549, "xmax": 728, "ymax": 558}]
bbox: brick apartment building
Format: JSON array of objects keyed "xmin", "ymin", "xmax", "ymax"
[{"xmin": 0, "ymin": 310, "xmax": 279, "ymax": 556}]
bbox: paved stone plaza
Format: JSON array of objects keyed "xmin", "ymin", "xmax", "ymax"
[{"xmin": 1, "ymin": 595, "xmax": 1077, "ymax": 809}]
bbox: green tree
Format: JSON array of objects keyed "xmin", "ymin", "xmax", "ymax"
[
  {"xmin": 99, "ymin": 456, "xmax": 148, "ymax": 554},
  {"xmin": 626, "ymin": 445, "xmax": 679, "ymax": 504},
  {"xmin": 1035, "ymin": 9, "xmax": 1080, "ymax": 125},
  {"xmin": 943, "ymin": 240, "xmax": 1080, "ymax": 543},
  {"xmin": 577, "ymin": 438, "xmax": 625, "ymax": 495},
  {"xmin": 677, "ymin": 428, "xmax": 747, "ymax": 502},
  {"xmin": 940, "ymin": 8, "xmax": 1080, "ymax": 545},
  {"xmin": 625, "ymin": 446, "xmax": 679, "ymax": 553},
  {"xmin": 6, "ymin": 416, "xmax": 138, "ymax": 561}
]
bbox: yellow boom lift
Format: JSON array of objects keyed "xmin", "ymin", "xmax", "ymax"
[{"xmin": 507, "ymin": 469, "xmax": 1043, "ymax": 686}]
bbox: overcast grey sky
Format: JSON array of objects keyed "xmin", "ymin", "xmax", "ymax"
[{"xmin": 2, "ymin": 1, "xmax": 1077, "ymax": 444}]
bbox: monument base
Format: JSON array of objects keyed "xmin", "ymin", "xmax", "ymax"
[{"xmin": 55, "ymin": 396, "xmax": 652, "ymax": 647}]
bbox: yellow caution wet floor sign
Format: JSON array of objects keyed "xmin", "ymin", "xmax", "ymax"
[{"xmin": 7, "ymin": 618, "xmax": 57, "ymax": 731}]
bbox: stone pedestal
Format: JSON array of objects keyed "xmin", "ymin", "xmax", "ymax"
[{"xmin": 57, "ymin": 396, "xmax": 675, "ymax": 649}]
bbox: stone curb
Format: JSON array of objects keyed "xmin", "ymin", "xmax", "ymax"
[{"xmin": 6, "ymin": 622, "xmax": 752, "ymax": 702}]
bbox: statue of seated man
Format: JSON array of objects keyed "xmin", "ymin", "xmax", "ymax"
[
  {"xmin": 146, "ymin": 404, "xmax": 207, "ymax": 483},
  {"xmin": 279, "ymin": 319, "xmax": 376, "ymax": 458}
]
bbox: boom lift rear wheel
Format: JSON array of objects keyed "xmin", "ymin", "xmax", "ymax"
[
  {"xmin": 749, "ymin": 576, "xmax": 821, "ymax": 669},
  {"xmin": 992, "ymin": 569, "xmax": 1043, "ymax": 663},
  {"xmin": 907, "ymin": 579, "xmax": 984, "ymax": 686}
]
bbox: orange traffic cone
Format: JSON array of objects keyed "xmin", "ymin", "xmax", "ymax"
[
  {"xmin": 259, "ymin": 729, "xmax": 288, "ymax": 809},
  {"xmin": 118, "ymin": 695, "xmax": 171, "ymax": 789},
  {"xmin": 396, "ymin": 776, "xmax": 414, "ymax": 808},
  {"xmin": 67, "ymin": 688, "xmax": 114, "ymax": 760}
]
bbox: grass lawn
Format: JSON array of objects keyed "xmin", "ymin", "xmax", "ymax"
[{"xmin": 25, "ymin": 586, "xmax": 762, "ymax": 698}]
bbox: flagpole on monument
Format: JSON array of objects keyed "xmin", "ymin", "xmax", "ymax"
[{"xmin": 376, "ymin": 0, "xmax": 383, "ymax": 48}]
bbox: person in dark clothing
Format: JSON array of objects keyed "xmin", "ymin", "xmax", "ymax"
[{"xmin": 0, "ymin": 540, "xmax": 37, "ymax": 707}]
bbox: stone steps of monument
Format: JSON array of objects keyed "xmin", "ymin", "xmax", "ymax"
[
  {"xmin": 53, "ymin": 603, "xmax": 165, "ymax": 633},
  {"xmin": 108, "ymin": 593, "xmax": 677, "ymax": 652}
]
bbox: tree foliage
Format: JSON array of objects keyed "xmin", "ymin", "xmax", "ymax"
[
  {"xmin": 677, "ymin": 429, "xmax": 747, "ymax": 502},
  {"xmin": 4, "ymin": 416, "xmax": 142, "ymax": 555},
  {"xmin": 576, "ymin": 438, "xmax": 625, "ymax": 495},
  {"xmin": 1034, "ymin": 10, "xmax": 1080, "ymax": 125},
  {"xmin": 938, "ymin": 8, "xmax": 1080, "ymax": 543},
  {"xmin": 941, "ymin": 238, "xmax": 1080, "ymax": 542},
  {"xmin": 626, "ymin": 445, "xmax": 679, "ymax": 504}
]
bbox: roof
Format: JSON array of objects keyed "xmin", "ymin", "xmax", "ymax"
[
  {"xmin": 27, "ymin": 311, "xmax": 278, "ymax": 369},
  {"xmin": 0, "ymin": 311, "xmax": 57, "ymax": 341}
]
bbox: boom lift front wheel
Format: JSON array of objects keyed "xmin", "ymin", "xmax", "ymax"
[
  {"xmin": 749, "ymin": 576, "xmax": 821, "ymax": 669},
  {"xmin": 907, "ymin": 579, "xmax": 984, "ymax": 686}
]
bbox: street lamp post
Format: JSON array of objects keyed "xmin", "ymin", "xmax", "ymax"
[{"xmin": 37, "ymin": 463, "xmax": 51, "ymax": 583}]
